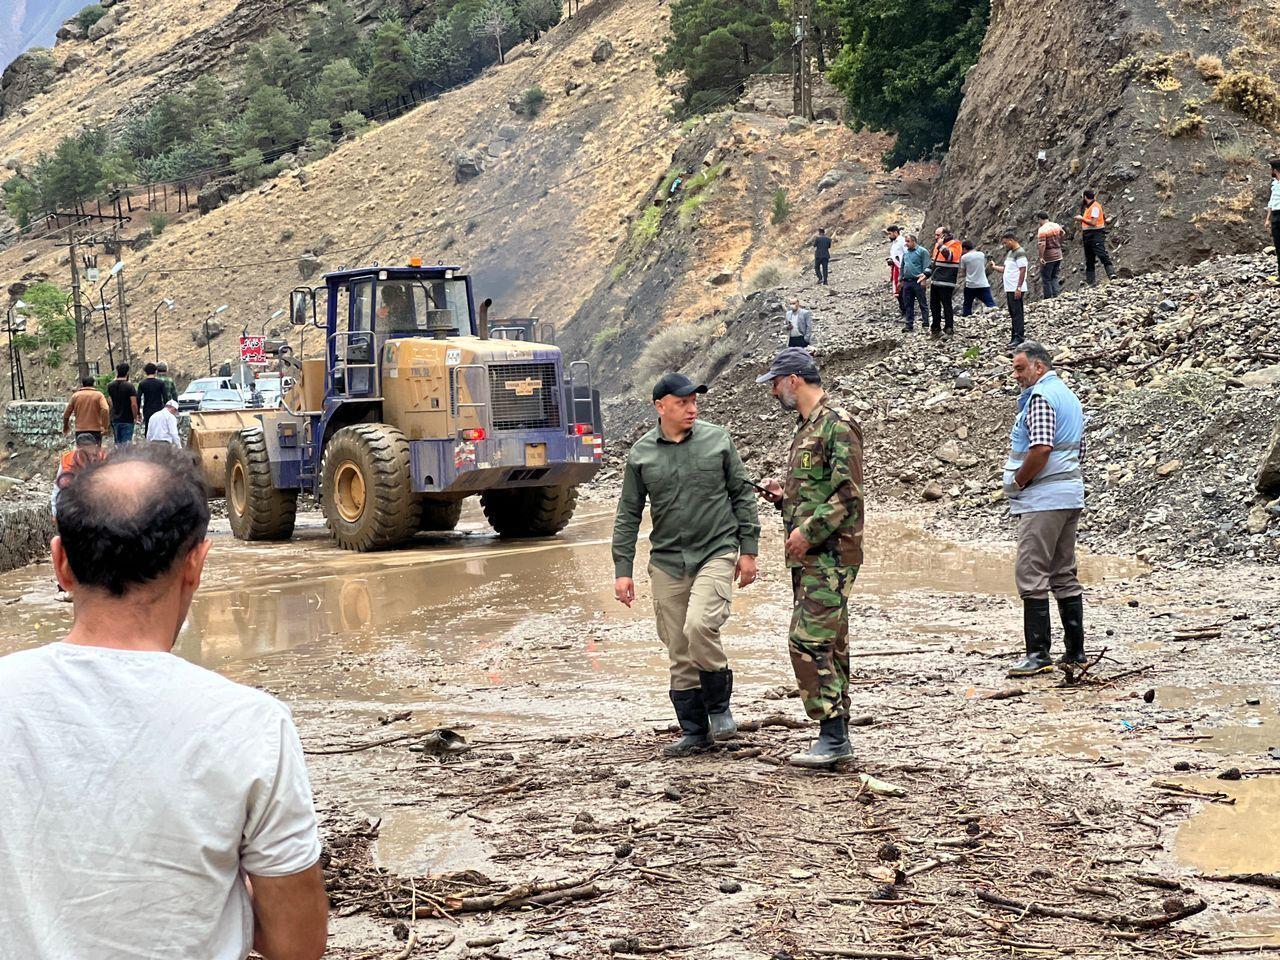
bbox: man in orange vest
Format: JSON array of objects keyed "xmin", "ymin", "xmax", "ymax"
[
  {"xmin": 928, "ymin": 227, "xmax": 963, "ymax": 336},
  {"xmin": 1074, "ymin": 189, "xmax": 1116, "ymax": 285},
  {"xmin": 51, "ymin": 433, "xmax": 108, "ymax": 520}
]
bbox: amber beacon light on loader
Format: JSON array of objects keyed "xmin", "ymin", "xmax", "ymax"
[{"xmin": 188, "ymin": 262, "xmax": 604, "ymax": 550}]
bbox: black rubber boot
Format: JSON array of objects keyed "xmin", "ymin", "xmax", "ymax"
[
  {"xmin": 789, "ymin": 715, "xmax": 854, "ymax": 768},
  {"xmin": 1007, "ymin": 598, "xmax": 1054, "ymax": 677},
  {"xmin": 663, "ymin": 689, "xmax": 713, "ymax": 757},
  {"xmin": 699, "ymin": 669, "xmax": 738, "ymax": 741},
  {"xmin": 1056, "ymin": 595, "xmax": 1087, "ymax": 667}
]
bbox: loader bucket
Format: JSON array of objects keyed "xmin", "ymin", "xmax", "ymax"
[{"xmin": 188, "ymin": 410, "xmax": 263, "ymax": 497}]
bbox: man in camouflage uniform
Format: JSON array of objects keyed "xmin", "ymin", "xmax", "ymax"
[{"xmin": 757, "ymin": 348, "xmax": 864, "ymax": 767}]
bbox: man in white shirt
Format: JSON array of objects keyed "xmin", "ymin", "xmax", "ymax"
[
  {"xmin": 993, "ymin": 229, "xmax": 1030, "ymax": 348},
  {"xmin": 884, "ymin": 224, "xmax": 907, "ymax": 316},
  {"xmin": 959, "ymin": 239, "xmax": 996, "ymax": 317},
  {"xmin": 146, "ymin": 397, "xmax": 183, "ymax": 444},
  {"xmin": 0, "ymin": 444, "xmax": 328, "ymax": 960}
]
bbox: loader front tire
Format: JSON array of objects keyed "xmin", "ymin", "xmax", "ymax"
[
  {"xmin": 480, "ymin": 485, "xmax": 578, "ymax": 538},
  {"xmin": 226, "ymin": 428, "xmax": 298, "ymax": 541},
  {"xmin": 320, "ymin": 424, "xmax": 421, "ymax": 551}
]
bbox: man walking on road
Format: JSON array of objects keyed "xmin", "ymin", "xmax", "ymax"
[
  {"xmin": 106, "ymin": 362, "xmax": 140, "ymax": 445},
  {"xmin": 156, "ymin": 361, "xmax": 179, "ymax": 402},
  {"xmin": 138, "ymin": 362, "xmax": 168, "ymax": 430},
  {"xmin": 808, "ymin": 228, "xmax": 833, "ymax": 286},
  {"xmin": 61, "ymin": 376, "xmax": 110, "ymax": 444},
  {"xmin": 146, "ymin": 398, "xmax": 183, "ymax": 445},
  {"xmin": 993, "ymin": 231, "xmax": 1030, "ymax": 347},
  {"xmin": 1036, "ymin": 212, "xmax": 1066, "ymax": 298},
  {"xmin": 885, "ymin": 225, "xmax": 907, "ymax": 315},
  {"xmin": 785, "ymin": 297, "xmax": 814, "ymax": 348},
  {"xmin": 1002, "ymin": 342, "xmax": 1088, "ymax": 678},
  {"xmin": 1074, "ymin": 189, "xmax": 1116, "ymax": 285},
  {"xmin": 613, "ymin": 373, "xmax": 761, "ymax": 757},
  {"xmin": 899, "ymin": 234, "xmax": 930, "ymax": 333},
  {"xmin": 756, "ymin": 349, "xmax": 864, "ymax": 768},
  {"xmin": 960, "ymin": 240, "xmax": 996, "ymax": 317},
  {"xmin": 0, "ymin": 443, "xmax": 328, "ymax": 959}
]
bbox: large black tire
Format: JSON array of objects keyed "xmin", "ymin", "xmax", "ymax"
[
  {"xmin": 419, "ymin": 496, "xmax": 464, "ymax": 531},
  {"xmin": 226, "ymin": 428, "xmax": 298, "ymax": 541},
  {"xmin": 320, "ymin": 424, "xmax": 421, "ymax": 551},
  {"xmin": 480, "ymin": 485, "xmax": 578, "ymax": 538}
]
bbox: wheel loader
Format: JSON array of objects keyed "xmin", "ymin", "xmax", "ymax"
[{"xmin": 188, "ymin": 262, "xmax": 603, "ymax": 550}]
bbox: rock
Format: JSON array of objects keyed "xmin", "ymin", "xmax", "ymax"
[
  {"xmin": 1257, "ymin": 420, "xmax": 1280, "ymax": 494},
  {"xmin": 1155, "ymin": 459, "xmax": 1182, "ymax": 478},
  {"xmin": 934, "ymin": 440, "xmax": 960, "ymax": 464},
  {"xmin": 922, "ymin": 480, "xmax": 945, "ymax": 501},
  {"xmin": 59, "ymin": 52, "xmax": 86, "ymax": 73},
  {"xmin": 454, "ymin": 151, "xmax": 484, "ymax": 182},
  {"xmin": 1158, "ymin": 299, "xmax": 1177, "ymax": 312},
  {"xmin": 87, "ymin": 10, "xmax": 119, "ymax": 41},
  {"xmin": 591, "ymin": 38, "xmax": 614, "ymax": 63},
  {"xmin": 816, "ymin": 169, "xmax": 845, "ymax": 192},
  {"xmin": 954, "ymin": 372, "xmax": 973, "ymax": 390},
  {"xmin": 56, "ymin": 20, "xmax": 87, "ymax": 42},
  {"xmin": 709, "ymin": 271, "xmax": 735, "ymax": 286},
  {"xmin": 0, "ymin": 50, "xmax": 55, "ymax": 120},
  {"xmin": 196, "ymin": 177, "xmax": 236, "ymax": 214},
  {"xmin": 1241, "ymin": 364, "xmax": 1280, "ymax": 389},
  {"xmin": 297, "ymin": 254, "xmax": 322, "ymax": 281},
  {"xmin": 787, "ymin": 115, "xmax": 811, "ymax": 133},
  {"xmin": 1247, "ymin": 505, "xmax": 1270, "ymax": 535},
  {"xmin": 719, "ymin": 879, "xmax": 742, "ymax": 894},
  {"xmin": 3, "ymin": 156, "xmax": 22, "ymax": 173},
  {"xmin": 192, "ymin": 321, "xmax": 224, "ymax": 347}
]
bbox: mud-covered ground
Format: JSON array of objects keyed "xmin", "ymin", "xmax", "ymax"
[{"xmin": 2, "ymin": 502, "xmax": 1280, "ymax": 958}]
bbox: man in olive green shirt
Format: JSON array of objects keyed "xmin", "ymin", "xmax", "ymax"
[{"xmin": 613, "ymin": 373, "xmax": 761, "ymax": 757}]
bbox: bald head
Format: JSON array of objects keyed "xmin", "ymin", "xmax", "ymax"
[{"xmin": 57, "ymin": 444, "xmax": 209, "ymax": 597}]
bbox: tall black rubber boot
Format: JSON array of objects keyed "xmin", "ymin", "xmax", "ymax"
[
  {"xmin": 1007, "ymin": 598, "xmax": 1054, "ymax": 678},
  {"xmin": 664, "ymin": 689, "xmax": 712, "ymax": 758},
  {"xmin": 1057, "ymin": 595, "xmax": 1087, "ymax": 668},
  {"xmin": 699, "ymin": 669, "xmax": 738, "ymax": 741},
  {"xmin": 789, "ymin": 715, "xmax": 854, "ymax": 768}
]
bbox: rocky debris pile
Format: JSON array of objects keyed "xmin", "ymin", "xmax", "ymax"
[{"xmin": 599, "ymin": 245, "xmax": 1280, "ymax": 567}]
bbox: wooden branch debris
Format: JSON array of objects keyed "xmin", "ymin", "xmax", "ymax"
[
  {"xmin": 1153, "ymin": 781, "xmax": 1236, "ymax": 805},
  {"xmin": 1200, "ymin": 873, "xmax": 1280, "ymax": 890},
  {"xmin": 414, "ymin": 874, "xmax": 602, "ymax": 917},
  {"xmin": 800, "ymin": 948, "xmax": 923, "ymax": 960},
  {"xmin": 976, "ymin": 889, "xmax": 1208, "ymax": 930},
  {"xmin": 980, "ymin": 688, "xmax": 1027, "ymax": 701}
]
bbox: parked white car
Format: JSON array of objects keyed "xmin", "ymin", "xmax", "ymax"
[{"xmin": 178, "ymin": 377, "xmax": 249, "ymax": 412}]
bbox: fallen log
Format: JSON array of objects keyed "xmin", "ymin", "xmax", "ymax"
[
  {"xmin": 800, "ymin": 949, "xmax": 923, "ymax": 960},
  {"xmin": 1201, "ymin": 873, "xmax": 1280, "ymax": 890},
  {"xmin": 414, "ymin": 875, "xmax": 600, "ymax": 917},
  {"xmin": 976, "ymin": 889, "xmax": 1207, "ymax": 929}
]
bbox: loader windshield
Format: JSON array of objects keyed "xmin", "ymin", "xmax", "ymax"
[{"xmin": 376, "ymin": 278, "xmax": 471, "ymax": 335}]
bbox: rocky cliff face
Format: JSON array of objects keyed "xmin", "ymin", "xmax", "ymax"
[{"xmin": 929, "ymin": 0, "xmax": 1280, "ymax": 278}]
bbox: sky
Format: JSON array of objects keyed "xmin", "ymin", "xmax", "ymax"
[{"xmin": 1, "ymin": 0, "xmax": 85, "ymax": 76}]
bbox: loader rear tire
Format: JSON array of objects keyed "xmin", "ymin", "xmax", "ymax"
[
  {"xmin": 226, "ymin": 428, "xmax": 298, "ymax": 541},
  {"xmin": 480, "ymin": 485, "xmax": 578, "ymax": 538},
  {"xmin": 321, "ymin": 424, "xmax": 421, "ymax": 551},
  {"xmin": 419, "ymin": 496, "xmax": 464, "ymax": 531}
]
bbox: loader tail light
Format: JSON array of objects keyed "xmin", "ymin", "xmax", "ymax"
[
  {"xmin": 462, "ymin": 428, "xmax": 486, "ymax": 441},
  {"xmin": 573, "ymin": 423, "xmax": 592, "ymax": 436}
]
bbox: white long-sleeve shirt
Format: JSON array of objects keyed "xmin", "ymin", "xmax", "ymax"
[
  {"xmin": 888, "ymin": 235, "xmax": 907, "ymax": 267},
  {"xmin": 146, "ymin": 409, "xmax": 182, "ymax": 445}
]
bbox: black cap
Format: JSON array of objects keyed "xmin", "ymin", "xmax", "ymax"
[
  {"xmin": 652, "ymin": 372, "xmax": 708, "ymax": 401},
  {"xmin": 756, "ymin": 347, "xmax": 820, "ymax": 384}
]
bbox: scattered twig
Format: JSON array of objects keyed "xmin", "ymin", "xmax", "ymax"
[
  {"xmin": 1200, "ymin": 873, "xmax": 1280, "ymax": 890},
  {"xmin": 1152, "ymin": 781, "xmax": 1236, "ymax": 805},
  {"xmin": 976, "ymin": 889, "xmax": 1208, "ymax": 929}
]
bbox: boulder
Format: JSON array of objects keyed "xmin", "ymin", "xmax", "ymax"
[
  {"xmin": 56, "ymin": 20, "xmax": 87, "ymax": 42},
  {"xmin": 709, "ymin": 271, "xmax": 735, "ymax": 287},
  {"xmin": 1247, "ymin": 505, "xmax": 1270, "ymax": 536},
  {"xmin": 192, "ymin": 321, "xmax": 224, "ymax": 347},
  {"xmin": 88, "ymin": 10, "xmax": 119, "ymax": 41},
  {"xmin": 1257, "ymin": 420, "xmax": 1280, "ymax": 494},
  {"xmin": 1241, "ymin": 364, "xmax": 1280, "ymax": 389},
  {"xmin": 1155, "ymin": 459, "xmax": 1181, "ymax": 478},
  {"xmin": 934, "ymin": 440, "xmax": 960, "ymax": 464},
  {"xmin": 297, "ymin": 254, "xmax": 322, "ymax": 281},
  {"xmin": 454, "ymin": 151, "xmax": 484, "ymax": 182},
  {"xmin": 922, "ymin": 480, "xmax": 945, "ymax": 502},
  {"xmin": 816, "ymin": 169, "xmax": 845, "ymax": 193},
  {"xmin": 196, "ymin": 177, "xmax": 236, "ymax": 214},
  {"xmin": 786, "ymin": 115, "xmax": 810, "ymax": 133},
  {"xmin": 591, "ymin": 38, "xmax": 614, "ymax": 63},
  {"xmin": 59, "ymin": 52, "xmax": 86, "ymax": 73}
]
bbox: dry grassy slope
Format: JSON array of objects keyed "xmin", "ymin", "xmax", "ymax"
[
  {"xmin": 929, "ymin": 0, "xmax": 1280, "ymax": 273},
  {"xmin": 0, "ymin": 0, "xmax": 676, "ymax": 387}
]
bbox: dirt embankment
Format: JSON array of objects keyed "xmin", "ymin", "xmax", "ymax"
[{"xmin": 929, "ymin": 0, "xmax": 1280, "ymax": 276}]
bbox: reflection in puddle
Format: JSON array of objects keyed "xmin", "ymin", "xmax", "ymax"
[
  {"xmin": 1177, "ymin": 778, "xmax": 1280, "ymax": 875},
  {"xmin": 375, "ymin": 809, "xmax": 496, "ymax": 876}
]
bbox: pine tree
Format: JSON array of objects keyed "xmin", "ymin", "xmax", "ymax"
[
  {"xmin": 241, "ymin": 85, "xmax": 305, "ymax": 151},
  {"xmin": 315, "ymin": 57, "xmax": 367, "ymax": 118},
  {"xmin": 656, "ymin": 0, "xmax": 783, "ymax": 114},
  {"xmin": 367, "ymin": 19, "xmax": 415, "ymax": 106},
  {"xmin": 190, "ymin": 75, "xmax": 227, "ymax": 126}
]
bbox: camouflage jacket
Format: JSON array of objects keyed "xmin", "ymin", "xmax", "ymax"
[{"xmin": 782, "ymin": 396, "xmax": 865, "ymax": 569}]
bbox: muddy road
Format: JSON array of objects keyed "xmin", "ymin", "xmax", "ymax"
[{"xmin": 3, "ymin": 502, "xmax": 1280, "ymax": 958}]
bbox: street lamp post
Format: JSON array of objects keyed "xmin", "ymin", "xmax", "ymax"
[
  {"xmin": 206, "ymin": 304, "xmax": 228, "ymax": 375},
  {"xmin": 5, "ymin": 300, "xmax": 28, "ymax": 401},
  {"xmin": 153, "ymin": 297, "xmax": 175, "ymax": 361},
  {"xmin": 97, "ymin": 275, "xmax": 116, "ymax": 370}
]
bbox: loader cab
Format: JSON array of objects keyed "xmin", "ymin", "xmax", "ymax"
[{"xmin": 294, "ymin": 265, "xmax": 476, "ymax": 402}]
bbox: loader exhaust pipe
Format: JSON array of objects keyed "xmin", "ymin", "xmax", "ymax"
[{"xmin": 478, "ymin": 298, "xmax": 492, "ymax": 340}]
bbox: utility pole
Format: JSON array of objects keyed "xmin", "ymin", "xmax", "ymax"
[
  {"xmin": 792, "ymin": 0, "xmax": 813, "ymax": 121},
  {"xmin": 115, "ymin": 258, "xmax": 130, "ymax": 366},
  {"xmin": 68, "ymin": 233, "xmax": 88, "ymax": 380}
]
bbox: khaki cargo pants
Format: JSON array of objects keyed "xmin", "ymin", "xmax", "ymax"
[
  {"xmin": 649, "ymin": 551, "xmax": 737, "ymax": 691},
  {"xmin": 1015, "ymin": 508, "xmax": 1083, "ymax": 600}
]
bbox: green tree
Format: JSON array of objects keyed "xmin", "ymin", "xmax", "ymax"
[
  {"xmin": 16, "ymin": 281, "xmax": 76, "ymax": 367},
  {"xmin": 243, "ymin": 32, "xmax": 308, "ymax": 98},
  {"xmin": 339, "ymin": 110, "xmax": 370, "ymax": 139},
  {"xmin": 241, "ymin": 85, "xmax": 305, "ymax": 150},
  {"xmin": 409, "ymin": 18, "xmax": 469, "ymax": 89},
  {"xmin": 368, "ymin": 19, "xmax": 415, "ymax": 105},
  {"xmin": 828, "ymin": 0, "xmax": 988, "ymax": 166},
  {"xmin": 315, "ymin": 57, "xmax": 367, "ymax": 118},
  {"xmin": 232, "ymin": 148, "xmax": 266, "ymax": 185},
  {"xmin": 308, "ymin": 0, "xmax": 361, "ymax": 63},
  {"xmin": 517, "ymin": 0, "xmax": 562, "ymax": 40},
  {"xmin": 470, "ymin": 0, "xmax": 519, "ymax": 65},
  {"xmin": 656, "ymin": 0, "xmax": 784, "ymax": 114},
  {"xmin": 304, "ymin": 118, "xmax": 335, "ymax": 159},
  {"xmin": 2, "ymin": 177, "xmax": 41, "ymax": 227},
  {"xmin": 190, "ymin": 75, "xmax": 227, "ymax": 125}
]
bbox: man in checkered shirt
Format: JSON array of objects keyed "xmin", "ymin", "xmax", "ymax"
[{"xmin": 1002, "ymin": 342, "xmax": 1088, "ymax": 677}]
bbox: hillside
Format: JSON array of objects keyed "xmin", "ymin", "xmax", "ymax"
[
  {"xmin": 0, "ymin": 0, "xmax": 84, "ymax": 80},
  {"xmin": 929, "ymin": 0, "xmax": 1280, "ymax": 275}
]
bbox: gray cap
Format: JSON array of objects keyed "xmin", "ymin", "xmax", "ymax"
[{"xmin": 756, "ymin": 347, "xmax": 820, "ymax": 384}]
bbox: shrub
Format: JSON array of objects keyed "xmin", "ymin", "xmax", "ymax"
[
  {"xmin": 339, "ymin": 109, "xmax": 370, "ymax": 139},
  {"xmin": 702, "ymin": 341, "xmax": 736, "ymax": 381},
  {"xmin": 1153, "ymin": 169, "xmax": 1176, "ymax": 199},
  {"xmin": 591, "ymin": 325, "xmax": 621, "ymax": 352},
  {"xmin": 748, "ymin": 263, "xmax": 782, "ymax": 292},
  {"xmin": 630, "ymin": 204, "xmax": 663, "ymax": 250},
  {"xmin": 770, "ymin": 188, "xmax": 791, "ymax": 225},
  {"xmin": 75, "ymin": 4, "xmax": 107, "ymax": 31},
  {"xmin": 148, "ymin": 211, "xmax": 169, "ymax": 236},
  {"xmin": 1214, "ymin": 136, "xmax": 1255, "ymax": 166},
  {"xmin": 1195, "ymin": 54, "xmax": 1225, "ymax": 82},
  {"xmin": 520, "ymin": 86, "xmax": 546, "ymax": 115},
  {"xmin": 636, "ymin": 324, "xmax": 704, "ymax": 382},
  {"xmin": 232, "ymin": 148, "xmax": 266, "ymax": 185},
  {"xmin": 1215, "ymin": 70, "xmax": 1280, "ymax": 123},
  {"xmin": 1166, "ymin": 99, "xmax": 1205, "ymax": 138},
  {"xmin": 678, "ymin": 163, "xmax": 722, "ymax": 227}
]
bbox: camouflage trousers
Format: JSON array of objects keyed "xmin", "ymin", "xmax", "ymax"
[{"xmin": 789, "ymin": 555, "xmax": 859, "ymax": 721}]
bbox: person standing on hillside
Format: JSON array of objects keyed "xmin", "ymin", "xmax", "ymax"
[
  {"xmin": 784, "ymin": 297, "xmax": 814, "ymax": 348},
  {"xmin": 1002, "ymin": 341, "xmax": 1088, "ymax": 677},
  {"xmin": 756, "ymin": 349, "xmax": 864, "ymax": 768},
  {"xmin": 612, "ymin": 373, "xmax": 761, "ymax": 757},
  {"xmin": 993, "ymin": 231, "xmax": 1030, "ymax": 347},
  {"xmin": 899, "ymin": 234, "xmax": 931, "ymax": 333},
  {"xmin": 1074, "ymin": 189, "xmax": 1116, "ymax": 285},
  {"xmin": 885, "ymin": 225, "xmax": 907, "ymax": 315},
  {"xmin": 138, "ymin": 363, "xmax": 168, "ymax": 431},
  {"xmin": 960, "ymin": 240, "xmax": 996, "ymax": 317},
  {"xmin": 106, "ymin": 363, "xmax": 140, "ymax": 445},
  {"xmin": 807, "ymin": 228, "xmax": 833, "ymax": 286},
  {"xmin": 927, "ymin": 227, "xmax": 962, "ymax": 336},
  {"xmin": 61, "ymin": 376, "xmax": 111, "ymax": 444},
  {"xmin": 1035, "ymin": 212, "xmax": 1066, "ymax": 298},
  {"xmin": 1266, "ymin": 159, "xmax": 1280, "ymax": 280}
]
